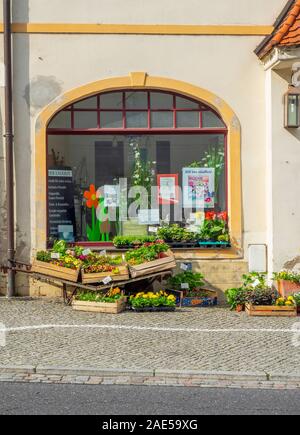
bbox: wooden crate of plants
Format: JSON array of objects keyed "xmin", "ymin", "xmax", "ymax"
[
  {"xmin": 31, "ymin": 259, "xmax": 80, "ymax": 283},
  {"xmin": 245, "ymin": 303, "xmax": 297, "ymax": 317},
  {"xmin": 72, "ymin": 297, "xmax": 127, "ymax": 314},
  {"xmin": 81, "ymin": 265, "xmax": 129, "ymax": 284},
  {"xmin": 128, "ymin": 251, "xmax": 176, "ymax": 278}
]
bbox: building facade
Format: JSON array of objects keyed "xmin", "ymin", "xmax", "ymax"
[{"xmin": 0, "ymin": 0, "xmax": 300, "ymax": 298}]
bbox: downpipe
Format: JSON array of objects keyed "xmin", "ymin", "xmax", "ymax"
[{"xmin": 3, "ymin": 0, "xmax": 15, "ymax": 297}]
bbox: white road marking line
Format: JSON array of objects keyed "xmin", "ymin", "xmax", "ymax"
[{"xmin": 0, "ymin": 324, "xmax": 299, "ymax": 334}]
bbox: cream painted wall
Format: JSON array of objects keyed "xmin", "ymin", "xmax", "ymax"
[
  {"xmin": 266, "ymin": 69, "xmax": 300, "ymax": 272},
  {"xmin": 5, "ymin": 0, "xmax": 287, "ymax": 26},
  {"xmin": 1, "ymin": 0, "xmax": 291, "ymax": 270}
]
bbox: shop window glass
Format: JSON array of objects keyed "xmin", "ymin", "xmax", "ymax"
[
  {"xmin": 125, "ymin": 92, "xmax": 148, "ymax": 109},
  {"xmin": 176, "ymin": 112, "xmax": 199, "ymax": 128},
  {"xmin": 101, "ymin": 111, "xmax": 123, "ymax": 129},
  {"xmin": 47, "ymin": 134, "xmax": 226, "ymax": 243},
  {"xmin": 47, "ymin": 90, "xmax": 227, "ymax": 245},
  {"xmin": 176, "ymin": 96, "xmax": 199, "ymax": 109},
  {"xmin": 150, "ymin": 92, "xmax": 173, "ymax": 109},
  {"xmin": 202, "ymin": 111, "xmax": 225, "ymax": 128},
  {"xmin": 151, "ymin": 112, "xmax": 174, "ymax": 128},
  {"xmin": 74, "ymin": 112, "xmax": 98, "ymax": 129},
  {"xmin": 126, "ymin": 112, "xmax": 148, "ymax": 128},
  {"xmin": 48, "ymin": 111, "xmax": 71, "ymax": 129},
  {"xmin": 73, "ymin": 96, "xmax": 98, "ymax": 109},
  {"xmin": 100, "ymin": 92, "xmax": 123, "ymax": 109}
]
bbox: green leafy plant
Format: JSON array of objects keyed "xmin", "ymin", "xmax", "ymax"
[
  {"xmin": 168, "ymin": 272, "xmax": 205, "ymax": 292},
  {"xmin": 242, "ymin": 272, "xmax": 268, "ymax": 288},
  {"xmin": 81, "ymin": 254, "xmax": 124, "ymax": 274},
  {"xmin": 157, "ymin": 224, "xmax": 197, "ymax": 243},
  {"xmin": 246, "ymin": 287, "xmax": 277, "ymax": 306},
  {"xmin": 113, "ymin": 235, "xmax": 157, "ymax": 248},
  {"xmin": 52, "ymin": 240, "xmax": 68, "ymax": 255},
  {"xmin": 199, "ymin": 219, "xmax": 229, "ymax": 242},
  {"xmin": 225, "ymin": 287, "xmax": 248, "ymax": 310},
  {"xmin": 76, "ymin": 287, "xmax": 124, "ymax": 303},
  {"xmin": 125, "ymin": 241, "xmax": 169, "ymax": 266},
  {"xmin": 225, "ymin": 272, "xmax": 269, "ymax": 310},
  {"xmin": 130, "ymin": 139, "xmax": 155, "ymax": 206},
  {"xmin": 36, "ymin": 251, "xmax": 51, "ymax": 263}
]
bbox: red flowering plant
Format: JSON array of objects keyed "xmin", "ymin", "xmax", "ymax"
[{"xmin": 205, "ymin": 211, "xmax": 228, "ymax": 221}]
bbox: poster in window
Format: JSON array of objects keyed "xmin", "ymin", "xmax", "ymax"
[
  {"xmin": 48, "ymin": 167, "xmax": 76, "ymax": 241},
  {"xmin": 182, "ymin": 168, "xmax": 215, "ymax": 209},
  {"xmin": 157, "ymin": 174, "xmax": 179, "ymax": 205}
]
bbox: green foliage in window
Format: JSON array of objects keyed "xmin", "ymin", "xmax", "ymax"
[
  {"xmin": 199, "ymin": 219, "xmax": 229, "ymax": 242},
  {"xmin": 157, "ymin": 224, "xmax": 197, "ymax": 243}
]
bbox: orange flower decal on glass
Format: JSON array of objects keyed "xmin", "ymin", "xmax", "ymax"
[{"xmin": 84, "ymin": 184, "xmax": 99, "ymax": 209}]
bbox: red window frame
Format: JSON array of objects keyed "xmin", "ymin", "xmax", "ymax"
[{"xmin": 46, "ymin": 90, "xmax": 228, "ymax": 247}]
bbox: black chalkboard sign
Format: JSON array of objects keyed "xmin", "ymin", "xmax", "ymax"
[{"xmin": 48, "ymin": 167, "xmax": 76, "ymax": 242}]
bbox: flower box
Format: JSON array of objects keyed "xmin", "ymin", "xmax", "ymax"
[
  {"xmin": 72, "ymin": 297, "xmax": 127, "ymax": 314},
  {"xmin": 128, "ymin": 251, "xmax": 176, "ymax": 278},
  {"xmin": 182, "ymin": 291, "xmax": 218, "ymax": 308},
  {"xmin": 81, "ymin": 265, "xmax": 129, "ymax": 284},
  {"xmin": 277, "ymin": 279, "xmax": 300, "ymax": 298},
  {"xmin": 245, "ymin": 303, "xmax": 297, "ymax": 317},
  {"xmin": 31, "ymin": 259, "xmax": 80, "ymax": 282}
]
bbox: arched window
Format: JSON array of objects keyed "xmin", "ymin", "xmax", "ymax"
[{"xmin": 47, "ymin": 90, "xmax": 228, "ymax": 245}]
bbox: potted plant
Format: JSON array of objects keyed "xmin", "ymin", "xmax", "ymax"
[
  {"xmin": 157, "ymin": 224, "xmax": 198, "ymax": 248},
  {"xmin": 226, "ymin": 272, "xmax": 270, "ymax": 313},
  {"xmin": 128, "ymin": 291, "xmax": 176, "ymax": 312},
  {"xmin": 273, "ymin": 270, "xmax": 300, "ymax": 298},
  {"xmin": 125, "ymin": 240, "xmax": 176, "ymax": 278},
  {"xmin": 72, "ymin": 287, "xmax": 127, "ymax": 314},
  {"xmin": 225, "ymin": 287, "xmax": 248, "ymax": 312},
  {"xmin": 168, "ymin": 271, "xmax": 218, "ymax": 307},
  {"xmin": 198, "ymin": 213, "xmax": 230, "ymax": 248},
  {"xmin": 32, "ymin": 240, "xmax": 82, "ymax": 282},
  {"xmin": 80, "ymin": 253, "xmax": 129, "ymax": 284}
]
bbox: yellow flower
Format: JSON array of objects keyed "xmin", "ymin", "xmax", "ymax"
[{"xmin": 167, "ymin": 295, "xmax": 176, "ymax": 301}]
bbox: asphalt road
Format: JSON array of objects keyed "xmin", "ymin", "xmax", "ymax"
[{"xmin": 0, "ymin": 383, "xmax": 299, "ymax": 415}]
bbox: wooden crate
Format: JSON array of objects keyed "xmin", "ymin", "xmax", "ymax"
[
  {"xmin": 72, "ymin": 297, "xmax": 127, "ymax": 314},
  {"xmin": 277, "ymin": 279, "xmax": 300, "ymax": 298},
  {"xmin": 129, "ymin": 251, "xmax": 176, "ymax": 278},
  {"xmin": 81, "ymin": 265, "xmax": 129, "ymax": 284},
  {"xmin": 245, "ymin": 303, "xmax": 297, "ymax": 317},
  {"xmin": 32, "ymin": 260, "xmax": 80, "ymax": 282}
]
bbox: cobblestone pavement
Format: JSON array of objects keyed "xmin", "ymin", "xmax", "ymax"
[{"xmin": 0, "ymin": 298, "xmax": 299, "ymax": 378}]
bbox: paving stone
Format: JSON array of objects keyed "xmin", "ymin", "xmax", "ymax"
[{"xmin": 0, "ymin": 299, "xmax": 299, "ymax": 385}]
